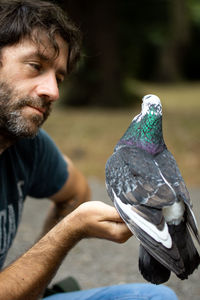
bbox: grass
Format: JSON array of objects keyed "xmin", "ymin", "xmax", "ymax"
[{"xmin": 43, "ymin": 81, "xmax": 200, "ymax": 187}]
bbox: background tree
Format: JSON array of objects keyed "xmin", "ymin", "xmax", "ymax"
[
  {"xmin": 56, "ymin": 0, "xmax": 130, "ymax": 107},
  {"xmin": 54, "ymin": 0, "xmax": 200, "ymax": 107}
]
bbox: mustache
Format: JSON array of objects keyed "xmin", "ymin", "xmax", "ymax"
[
  {"xmin": 15, "ymin": 97, "xmax": 50, "ymax": 110},
  {"xmin": 12, "ymin": 96, "xmax": 52, "ymax": 118}
]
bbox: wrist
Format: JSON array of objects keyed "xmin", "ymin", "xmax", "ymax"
[
  {"xmin": 64, "ymin": 203, "xmax": 91, "ymax": 239},
  {"xmin": 58, "ymin": 208, "xmax": 85, "ymax": 244}
]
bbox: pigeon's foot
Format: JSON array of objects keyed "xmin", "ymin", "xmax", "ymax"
[{"xmin": 139, "ymin": 245, "xmax": 171, "ymax": 284}]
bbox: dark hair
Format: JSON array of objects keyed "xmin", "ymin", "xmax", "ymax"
[{"xmin": 0, "ymin": 0, "xmax": 82, "ymax": 73}]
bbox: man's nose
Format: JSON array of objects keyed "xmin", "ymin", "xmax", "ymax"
[{"xmin": 35, "ymin": 72, "xmax": 60, "ymax": 102}]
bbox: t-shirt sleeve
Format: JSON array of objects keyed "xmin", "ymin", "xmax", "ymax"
[{"xmin": 28, "ymin": 129, "xmax": 68, "ymax": 198}]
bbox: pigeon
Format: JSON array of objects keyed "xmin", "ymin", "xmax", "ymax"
[{"xmin": 105, "ymin": 94, "xmax": 200, "ymax": 284}]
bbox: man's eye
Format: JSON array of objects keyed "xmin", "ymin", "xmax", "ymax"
[
  {"xmin": 56, "ymin": 76, "xmax": 64, "ymax": 85},
  {"xmin": 29, "ymin": 63, "xmax": 42, "ymax": 71}
]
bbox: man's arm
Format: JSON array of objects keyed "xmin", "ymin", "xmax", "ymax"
[
  {"xmin": 40, "ymin": 155, "xmax": 91, "ymax": 235},
  {"xmin": 0, "ymin": 201, "xmax": 132, "ymax": 300}
]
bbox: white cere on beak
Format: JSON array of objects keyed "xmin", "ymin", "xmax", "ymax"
[
  {"xmin": 132, "ymin": 94, "xmax": 162, "ymax": 122},
  {"xmin": 142, "ymin": 94, "xmax": 161, "ymax": 105},
  {"xmin": 141, "ymin": 94, "xmax": 162, "ymax": 116}
]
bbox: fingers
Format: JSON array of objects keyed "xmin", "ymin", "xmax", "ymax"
[
  {"xmin": 104, "ymin": 221, "xmax": 133, "ymax": 243},
  {"xmin": 99, "ymin": 204, "xmax": 125, "ymax": 222},
  {"xmin": 80, "ymin": 201, "xmax": 124, "ymax": 222}
]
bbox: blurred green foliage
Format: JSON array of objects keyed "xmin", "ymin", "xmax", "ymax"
[{"xmin": 55, "ymin": 0, "xmax": 200, "ymax": 107}]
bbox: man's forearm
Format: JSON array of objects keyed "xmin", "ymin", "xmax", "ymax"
[
  {"xmin": 0, "ymin": 201, "xmax": 131, "ymax": 300},
  {"xmin": 41, "ymin": 159, "xmax": 91, "ymax": 236},
  {"xmin": 0, "ymin": 211, "xmax": 82, "ymax": 300},
  {"xmin": 40, "ymin": 199, "xmax": 81, "ymax": 236}
]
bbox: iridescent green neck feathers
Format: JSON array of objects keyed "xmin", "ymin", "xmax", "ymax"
[{"xmin": 116, "ymin": 95, "xmax": 166, "ymax": 155}]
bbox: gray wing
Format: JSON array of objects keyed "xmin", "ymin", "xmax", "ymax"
[
  {"xmin": 155, "ymin": 149, "xmax": 200, "ymax": 244},
  {"xmin": 155, "ymin": 149, "xmax": 190, "ymax": 205},
  {"xmin": 106, "ymin": 146, "xmax": 177, "ymax": 209}
]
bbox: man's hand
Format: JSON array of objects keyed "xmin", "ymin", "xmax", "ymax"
[{"xmin": 68, "ymin": 201, "xmax": 132, "ymax": 243}]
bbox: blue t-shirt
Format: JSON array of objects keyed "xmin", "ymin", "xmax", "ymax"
[{"xmin": 0, "ymin": 129, "xmax": 68, "ymax": 268}]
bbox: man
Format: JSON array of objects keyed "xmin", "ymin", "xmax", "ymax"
[{"xmin": 0, "ymin": 1, "xmax": 178, "ymax": 299}]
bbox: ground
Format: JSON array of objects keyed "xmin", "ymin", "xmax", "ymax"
[{"xmin": 5, "ymin": 178, "xmax": 200, "ymax": 300}]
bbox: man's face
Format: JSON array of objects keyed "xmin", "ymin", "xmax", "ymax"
[{"xmin": 0, "ymin": 33, "xmax": 68, "ymax": 138}]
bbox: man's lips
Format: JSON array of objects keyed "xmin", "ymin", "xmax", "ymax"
[{"xmin": 27, "ymin": 105, "xmax": 46, "ymax": 114}]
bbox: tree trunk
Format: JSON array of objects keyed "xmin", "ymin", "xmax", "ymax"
[
  {"xmin": 155, "ymin": 0, "xmax": 191, "ymax": 81},
  {"xmin": 56, "ymin": 0, "xmax": 131, "ymax": 106}
]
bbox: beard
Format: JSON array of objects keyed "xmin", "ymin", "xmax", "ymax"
[{"xmin": 0, "ymin": 81, "xmax": 52, "ymax": 138}]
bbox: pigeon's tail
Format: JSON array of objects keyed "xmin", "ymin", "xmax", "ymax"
[
  {"xmin": 139, "ymin": 245, "xmax": 171, "ymax": 284},
  {"xmin": 139, "ymin": 221, "xmax": 200, "ymax": 284},
  {"xmin": 169, "ymin": 220, "xmax": 200, "ymax": 280}
]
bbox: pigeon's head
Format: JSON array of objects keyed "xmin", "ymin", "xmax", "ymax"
[
  {"xmin": 117, "ymin": 94, "xmax": 165, "ymax": 153},
  {"xmin": 141, "ymin": 94, "xmax": 162, "ymax": 117}
]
